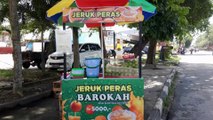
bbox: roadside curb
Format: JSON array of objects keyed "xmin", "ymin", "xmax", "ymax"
[
  {"xmin": 147, "ymin": 67, "xmax": 177, "ymax": 120},
  {"xmin": 0, "ymin": 90, "xmax": 52, "ymax": 111}
]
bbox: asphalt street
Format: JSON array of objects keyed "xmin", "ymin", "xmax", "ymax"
[
  {"xmin": 168, "ymin": 51, "xmax": 213, "ymax": 120},
  {"xmin": 0, "ymin": 97, "xmax": 60, "ymax": 120}
]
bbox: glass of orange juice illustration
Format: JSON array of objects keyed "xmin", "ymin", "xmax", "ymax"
[
  {"xmin": 107, "ymin": 110, "xmax": 136, "ymax": 120},
  {"xmin": 68, "ymin": 116, "xmax": 80, "ymax": 120}
]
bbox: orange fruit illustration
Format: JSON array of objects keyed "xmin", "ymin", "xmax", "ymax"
[
  {"xmin": 70, "ymin": 100, "xmax": 82, "ymax": 112},
  {"xmin": 95, "ymin": 115, "xmax": 106, "ymax": 120},
  {"xmin": 112, "ymin": 105, "xmax": 123, "ymax": 111}
]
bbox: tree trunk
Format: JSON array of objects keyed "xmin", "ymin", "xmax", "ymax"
[
  {"xmin": 48, "ymin": 30, "xmax": 56, "ymax": 54},
  {"xmin": 73, "ymin": 27, "xmax": 80, "ymax": 68},
  {"xmin": 8, "ymin": 0, "xmax": 23, "ymax": 95},
  {"xmin": 130, "ymin": 36, "xmax": 149, "ymax": 57},
  {"xmin": 145, "ymin": 39, "xmax": 157, "ymax": 68},
  {"xmin": 41, "ymin": 30, "xmax": 45, "ymax": 72},
  {"xmin": 98, "ymin": 27, "xmax": 107, "ymax": 58}
]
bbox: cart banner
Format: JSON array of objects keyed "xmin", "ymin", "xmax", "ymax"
[
  {"xmin": 62, "ymin": 78, "xmax": 144, "ymax": 120},
  {"xmin": 63, "ymin": 7, "xmax": 144, "ymax": 24}
]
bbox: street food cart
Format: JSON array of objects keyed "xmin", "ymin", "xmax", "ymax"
[{"xmin": 47, "ymin": 0, "xmax": 156, "ymax": 119}]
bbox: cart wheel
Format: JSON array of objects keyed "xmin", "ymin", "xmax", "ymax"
[{"xmin": 23, "ymin": 62, "xmax": 30, "ymax": 69}]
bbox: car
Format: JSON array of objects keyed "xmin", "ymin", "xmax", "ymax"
[
  {"xmin": 123, "ymin": 45, "xmax": 149, "ymax": 54},
  {"xmin": 45, "ymin": 43, "xmax": 102, "ymax": 71},
  {"xmin": 142, "ymin": 46, "xmax": 149, "ymax": 54},
  {"xmin": 21, "ymin": 41, "xmax": 51, "ymax": 69}
]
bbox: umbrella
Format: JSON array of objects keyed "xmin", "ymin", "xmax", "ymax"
[
  {"xmin": 46, "ymin": 0, "xmax": 156, "ymax": 78},
  {"xmin": 46, "ymin": 0, "xmax": 156, "ymax": 27}
]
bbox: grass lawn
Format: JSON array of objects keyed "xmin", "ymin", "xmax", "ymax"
[{"xmin": 0, "ymin": 69, "xmax": 60, "ymax": 82}]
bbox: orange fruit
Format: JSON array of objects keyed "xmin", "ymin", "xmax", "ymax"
[
  {"xmin": 95, "ymin": 115, "xmax": 106, "ymax": 120},
  {"xmin": 70, "ymin": 100, "xmax": 82, "ymax": 112},
  {"xmin": 112, "ymin": 105, "xmax": 123, "ymax": 111}
]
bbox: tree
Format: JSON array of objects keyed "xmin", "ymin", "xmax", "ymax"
[
  {"xmin": 0, "ymin": 0, "xmax": 8, "ymax": 23},
  {"xmin": 196, "ymin": 24, "xmax": 213, "ymax": 49},
  {"xmin": 135, "ymin": 0, "xmax": 188, "ymax": 67},
  {"xmin": 1, "ymin": 0, "xmax": 59, "ymax": 71},
  {"xmin": 182, "ymin": 0, "xmax": 213, "ymax": 32},
  {"xmin": 129, "ymin": 0, "xmax": 212, "ymax": 68},
  {"xmin": 19, "ymin": 0, "xmax": 59, "ymax": 71},
  {"xmin": 73, "ymin": 27, "xmax": 80, "ymax": 68},
  {"xmin": 8, "ymin": 0, "xmax": 23, "ymax": 95},
  {"xmin": 183, "ymin": 34, "xmax": 193, "ymax": 48}
]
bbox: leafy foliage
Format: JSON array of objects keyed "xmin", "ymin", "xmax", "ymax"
[
  {"xmin": 0, "ymin": 0, "xmax": 59, "ymax": 33},
  {"xmin": 19, "ymin": 0, "xmax": 59, "ymax": 33},
  {"xmin": 129, "ymin": 0, "xmax": 189, "ymax": 41},
  {"xmin": 196, "ymin": 24, "xmax": 213, "ymax": 49},
  {"xmin": 0, "ymin": 0, "xmax": 8, "ymax": 23},
  {"xmin": 182, "ymin": 0, "xmax": 213, "ymax": 32}
]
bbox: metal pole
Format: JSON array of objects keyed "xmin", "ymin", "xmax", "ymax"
[
  {"xmin": 101, "ymin": 23, "xmax": 105, "ymax": 78},
  {"xmin": 63, "ymin": 23, "xmax": 67, "ymax": 79},
  {"xmin": 63, "ymin": 23, "xmax": 66, "ymax": 30},
  {"xmin": 63, "ymin": 53, "xmax": 67, "ymax": 79},
  {"xmin": 113, "ymin": 31, "xmax": 116, "ymax": 50},
  {"xmin": 138, "ymin": 21, "xmax": 143, "ymax": 78}
]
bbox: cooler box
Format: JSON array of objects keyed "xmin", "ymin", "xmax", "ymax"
[
  {"xmin": 84, "ymin": 58, "xmax": 101, "ymax": 78},
  {"xmin": 71, "ymin": 68, "xmax": 84, "ymax": 78}
]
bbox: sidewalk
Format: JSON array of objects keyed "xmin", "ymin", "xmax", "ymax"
[
  {"xmin": 0, "ymin": 63, "xmax": 177, "ymax": 120},
  {"xmin": 143, "ymin": 64, "xmax": 177, "ymax": 119}
]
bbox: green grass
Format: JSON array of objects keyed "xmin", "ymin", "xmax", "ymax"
[
  {"xmin": 0, "ymin": 70, "xmax": 13, "ymax": 80},
  {"xmin": 105, "ymin": 71, "xmax": 122, "ymax": 76},
  {"xmin": 163, "ymin": 73, "xmax": 177, "ymax": 109},
  {"xmin": 0, "ymin": 69, "xmax": 60, "ymax": 81}
]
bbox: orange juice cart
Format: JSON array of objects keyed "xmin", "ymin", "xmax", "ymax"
[{"xmin": 47, "ymin": 0, "xmax": 156, "ymax": 119}]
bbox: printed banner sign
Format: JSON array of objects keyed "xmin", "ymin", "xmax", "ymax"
[
  {"xmin": 63, "ymin": 7, "xmax": 144, "ymax": 24},
  {"xmin": 62, "ymin": 78, "xmax": 144, "ymax": 120}
]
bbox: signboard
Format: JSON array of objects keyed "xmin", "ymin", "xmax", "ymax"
[
  {"xmin": 55, "ymin": 29, "xmax": 73, "ymax": 53},
  {"xmin": 63, "ymin": 7, "xmax": 144, "ymax": 24},
  {"xmin": 62, "ymin": 78, "xmax": 144, "ymax": 120},
  {"xmin": 103, "ymin": 30, "xmax": 114, "ymax": 50}
]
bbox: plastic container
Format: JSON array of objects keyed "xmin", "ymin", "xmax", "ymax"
[
  {"xmin": 84, "ymin": 58, "xmax": 101, "ymax": 68},
  {"xmin": 71, "ymin": 68, "xmax": 84, "ymax": 77},
  {"xmin": 84, "ymin": 58, "xmax": 101, "ymax": 78}
]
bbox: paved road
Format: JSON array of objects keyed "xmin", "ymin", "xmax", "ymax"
[
  {"xmin": 0, "ymin": 54, "xmax": 60, "ymax": 120},
  {"xmin": 0, "ymin": 97, "xmax": 60, "ymax": 120},
  {"xmin": 168, "ymin": 51, "xmax": 213, "ymax": 120},
  {"xmin": 0, "ymin": 54, "xmax": 38, "ymax": 70}
]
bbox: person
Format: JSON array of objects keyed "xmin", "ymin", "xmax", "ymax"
[
  {"xmin": 180, "ymin": 47, "xmax": 185, "ymax": 55},
  {"xmin": 108, "ymin": 49, "xmax": 116, "ymax": 59},
  {"xmin": 159, "ymin": 46, "xmax": 165, "ymax": 61},
  {"xmin": 116, "ymin": 39, "xmax": 122, "ymax": 51},
  {"xmin": 190, "ymin": 48, "xmax": 194, "ymax": 54},
  {"xmin": 25, "ymin": 42, "xmax": 33, "ymax": 51}
]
